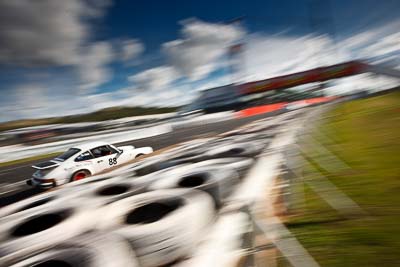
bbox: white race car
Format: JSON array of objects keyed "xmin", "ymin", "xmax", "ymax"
[{"xmin": 27, "ymin": 141, "xmax": 153, "ymax": 189}]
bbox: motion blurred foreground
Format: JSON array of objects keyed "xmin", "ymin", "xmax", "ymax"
[
  {"xmin": 0, "ymin": 90, "xmax": 399, "ymax": 267},
  {"xmin": 0, "ymin": 105, "xmax": 303, "ymax": 267}
]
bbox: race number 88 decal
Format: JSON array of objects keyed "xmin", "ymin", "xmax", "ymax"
[{"xmin": 109, "ymin": 158, "xmax": 117, "ymax": 165}]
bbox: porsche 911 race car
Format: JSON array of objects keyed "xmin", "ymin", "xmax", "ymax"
[{"xmin": 27, "ymin": 141, "xmax": 153, "ymax": 189}]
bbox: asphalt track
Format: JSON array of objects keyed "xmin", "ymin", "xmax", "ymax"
[{"xmin": 0, "ymin": 112, "xmax": 280, "ymax": 207}]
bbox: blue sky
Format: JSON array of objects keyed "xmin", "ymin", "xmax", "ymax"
[{"xmin": 0, "ymin": 0, "xmax": 399, "ymax": 121}]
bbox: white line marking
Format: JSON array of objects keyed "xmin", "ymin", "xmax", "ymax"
[
  {"xmin": 297, "ymin": 137, "xmax": 350, "ymax": 173},
  {"xmin": 0, "ymin": 189, "xmax": 15, "ymax": 196},
  {"xmin": 256, "ymin": 217, "xmax": 320, "ymax": 267},
  {"xmin": 0, "ymin": 181, "xmax": 26, "ymax": 195},
  {"xmin": 301, "ymin": 159, "xmax": 367, "ymax": 217}
]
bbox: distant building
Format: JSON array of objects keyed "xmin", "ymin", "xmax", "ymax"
[{"xmin": 180, "ymin": 84, "xmax": 244, "ymax": 114}]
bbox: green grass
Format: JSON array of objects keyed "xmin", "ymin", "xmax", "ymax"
[{"xmin": 285, "ymin": 91, "xmax": 400, "ymax": 267}]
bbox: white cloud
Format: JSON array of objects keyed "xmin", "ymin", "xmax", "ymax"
[
  {"xmin": 0, "ymin": 85, "xmax": 49, "ymax": 120},
  {"xmin": 119, "ymin": 88, "xmax": 196, "ymax": 108},
  {"xmin": 119, "ymin": 39, "xmax": 145, "ymax": 62},
  {"xmin": 0, "ymin": 84, "xmax": 94, "ymax": 121},
  {"xmin": 340, "ymin": 20, "xmax": 400, "ymax": 64},
  {"xmin": 1, "ymin": 89, "xmax": 127, "ymax": 122},
  {"xmin": 240, "ymin": 34, "xmax": 347, "ymax": 82},
  {"xmin": 0, "ymin": 57, "xmax": 185, "ymax": 122},
  {"xmin": 122, "ymin": 65, "xmax": 196, "ymax": 108},
  {"xmin": 361, "ymin": 32, "xmax": 400, "ymax": 58},
  {"xmin": 163, "ymin": 19, "xmax": 245, "ymax": 80},
  {"xmin": 119, "ymin": 18, "xmax": 245, "ymax": 110},
  {"xmin": 0, "ymin": 0, "xmax": 110, "ymax": 67},
  {"xmin": 78, "ymin": 42, "xmax": 115, "ymax": 92},
  {"xmin": 161, "ymin": 17, "xmax": 397, "ymax": 86},
  {"xmin": 0, "ymin": 0, "xmax": 147, "ymax": 93},
  {"xmin": 128, "ymin": 66, "xmax": 179, "ymax": 92}
]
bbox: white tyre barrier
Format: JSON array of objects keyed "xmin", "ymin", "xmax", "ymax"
[
  {"xmin": 9, "ymin": 232, "xmax": 140, "ymax": 267},
  {"xmin": 160, "ymin": 149, "xmax": 206, "ymax": 168},
  {"xmin": 0, "ymin": 187, "xmax": 84, "ymax": 220},
  {"xmin": 181, "ymin": 157, "xmax": 255, "ymax": 177},
  {"xmin": 0, "ymin": 200, "xmax": 100, "ymax": 266},
  {"xmin": 97, "ymin": 189, "xmax": 215, "ymax": 267},
  {"xmin": 165, "ymin": 138, "xmax": 213, "ymax": 156},
  {"xmin": 115, "ymin": 157, "xmax": 167, "ymax": 177},
  {"xmin": 129, "ymin": 164, "xmax": 192, "ymax": 189},
  {"xmin": 212, "ymin": 134, "xmax": 271, "ymax": 147},
  {"xmin": 175, "ymin": 211, "xmax": 252, "ymax": 267},
  {"xmin": 149, "ymin": 166, "xmax": 239, "ymax": 208},
  {"xmin": 203, "ymin": 141, "xmax": 264, "ymax": 159},
  {"xmin": 74, "ymin": 180, "xmax": 146, "ymax": 205},
  {"xmin": 240, "ymin": 123, "xmax": 280, "ymax": 134}
]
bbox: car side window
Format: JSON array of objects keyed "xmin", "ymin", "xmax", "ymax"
[
  {"xmin": 90, "ymin": 146, "xmax": 113, "ymax": 158},
  {"xmin": 75, "ymin": 151, "xmax": 93, "ymax": 162},
  {"xmin": 107, "ymin": 145, "xmax": 119, "ymax": 154}
]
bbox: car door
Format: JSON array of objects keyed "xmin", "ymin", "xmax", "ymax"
[
  {"xmin": 74, "ymin": 150, "xmax": 96, "ymax": 171},
  {"xmin": 90, "ymin": 145, "xmax": 119, "ymax": 172}
]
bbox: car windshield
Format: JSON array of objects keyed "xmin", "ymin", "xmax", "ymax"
[{"xmin": 54, "ymin": 148, "xmax": 81, "ymax": 161}]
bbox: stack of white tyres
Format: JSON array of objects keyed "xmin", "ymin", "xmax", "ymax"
[
  {"xmin": 203, "ymin": 141, "xmax": 264, "ymax": 159},
  {"xmin": 0, "ymin": 187, "xmax": 88, "ymax": 220},
  {"xmin": 114, "ymin": 156, "xmax": 167, "ymax": 177},
  {"xmin": 177, "ymin": 157, "xmax": 255, "ymax": 177},
  {"xmin": 210, "ymin": 134, "xmax": 271, "ymax": 147},
  {"xmin": 148, "ymin": 166, "xmax": 239, "ymax": 208},
  {"xmin": 73, "ymin": 180, "xmax": 146, "ymax": 205},
  {"xmin": 164, "ymin": 138, "xmax": 212, "ymax": 156},
  {"xmin": 160, "ymin": 147, "xmax": 206, "ymax": 168},
  {"xmin": 0, "ymin": 200, "xmax": 100, "ymax": 266},
  {"xmin": 8, "ymin": 233, "xmax": 139, "ymax": 267},
  {"xmin": 97, "ymin": 189, "xmax": 215, "ymax": 267}
]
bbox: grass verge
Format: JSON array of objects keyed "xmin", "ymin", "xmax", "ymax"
[{"xmin": 285, "ymin": 91, "xmax": 400, "ymax": 267}]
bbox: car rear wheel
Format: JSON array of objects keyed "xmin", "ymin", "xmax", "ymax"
[{"xmin": 71, "ymin": 170, "xmax": 91, "ymax": 182}]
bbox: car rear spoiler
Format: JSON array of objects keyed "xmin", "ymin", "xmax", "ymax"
[{"xmin": 32, "ymin": 160, "xmax": 60, "ymax": 170}]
